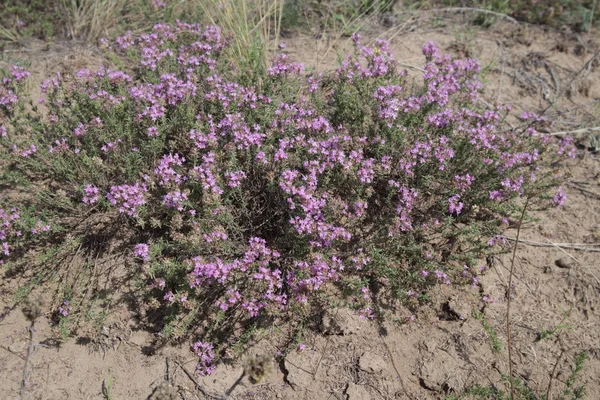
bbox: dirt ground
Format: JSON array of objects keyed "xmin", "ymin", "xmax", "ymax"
[{"xmin": 1, "ymin": 14, "xmax": 599, "ymax": 400}]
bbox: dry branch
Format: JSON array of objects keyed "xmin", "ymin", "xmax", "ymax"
[
  {"xmin": 549, "ymin": 126, "xmax": 600, "ymax": 136},
  {"xmin": 505, "ymin": 237, "xmax": 600, "ymax": 252},
  {"xmin": 426, "ymin": 7, "xmax": 519, "ymax": 24}
]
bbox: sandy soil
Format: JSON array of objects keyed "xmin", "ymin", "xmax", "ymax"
[{"xmin": 1, "ymin": 14, "xmax": 599, "ymax": 400}]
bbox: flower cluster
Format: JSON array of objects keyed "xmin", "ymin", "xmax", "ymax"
[
  {"xmin": 1, "ymin": 66, "xmax": 30, "ymax": 112},
  {"xmin": 192, "ymin": 341, "xmax": 216, "ymax": 376},
  {"xmin": 134, "ymin": 243, "xmax": 150, "ymax": 261},
  {"xmin": 82, "ymin": 184, "xmax": 100, "ymax": 204},
  {"xmin": 0, "ymin": 208, "xmax": 21, "ymax": 263},
  {"xmin": 58, "ymin": 299, "xmax": 72, "ymax": 317},
  {"xmin": 106, "ymin": 183, "xmax": 148, "ymax": 216}
]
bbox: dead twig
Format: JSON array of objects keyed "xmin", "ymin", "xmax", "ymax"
[
  {"xmin": 527, "ymin": 48, "xmax": 600, "ymax": 127},
  {"xmin": 549, "ymin": 126, "xmax": 600, "ymax": 136},
  {"xmin": 504, "ymin": 237, "xmax": 600, "ymax": 252},
  {"xmin": 222, "ymin": 370, "xmax": 246, "ymax": 399},
  {"xmin": 0, "ymin": 344, "xmax": 26, "ymax": 360},
  {"xmin": 313, "ymin": 308, "xmax": 340, "ymax": 378},
  {"xmin": 397, "ymin": 62, "xmax": 424, "ymax": 72},
  {"xmin": 20, "ymin": 320, "xmax": 36, "ymax": 400},
  {"xmin": 567, "ymin": 182, "xmax": 600, "ymax": 199},
  {"xmin": 506, "ymin": 197, "xmax": 529, "ymax": 400},
  {"xmin": 426, "ymin": 7, "xmax": 519, "ymax": 24},
  {"xmin": 174, "ymin": 360, "xmax": 220, "ymax": 399},
  {"xmin": 546, "ymin": 349, "xmax": 565, "ymax": 400}
]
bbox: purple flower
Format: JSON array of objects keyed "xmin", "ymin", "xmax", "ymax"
[
  {"xmin": 147, "ymin": 126, "xmax": 160, "ymax": 137},
  {"xmin": 10, "ymin": 65, "xmax": 30, "ymax": 83},
  {"xmin": 31, "ymin": 220, "xmax": 50, "ymax": 234},
  {"xmin": 73, "ymin": 123, "xmax": 87, "ymax": 137},
  {"xmin": 82, "ymin": 184, "xmax": 99, "ymax": 204},
  {"xmin": 225, "ymin": 171, "xmax": 246, "ymax": 188},
  {"xmin": 134, "ymin": 243, "xmax": 150, "ymax": 261},
  {"xmin": 155, "ymin": 153, "xmax": 186, "ymax": 186},
  {"xmin": 448, "ymin": 194, "xmax": 464, "ymax": 215},
  {"xmin": 163, "ymin": 191, "xmax": 188, "ymax": 211},
  {"xmin": 268, "ymin": 53, "xmax": 305, "ymax": 76},
  {"xmin": 488, "ymin": 235, "xmax": 508, "ymax": 247},
  {"xmin": 553, "ymin": 187, "xmax": 567, "ymax": 207},
  {"xmin": 58, "ymin": 300, "xmax": 72, "ymax": 317},
  {"xmin": 192, "ymin": 341, "xmax": 216, "ymax": 376},
  {"xmin": 106, "ymin": 183, "xmax": 148, "ymax": 216}
]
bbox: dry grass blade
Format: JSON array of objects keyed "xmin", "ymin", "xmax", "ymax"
[
  {"xmin": 549, "ymin": 126, "xmax": 600, "ymax": 136},
  {"xmin": 174, "ymin": 360, "xmax": 220, "ymax": 399},
  {"xmin": 198, "ymin": 0, "xmax": 284, "ymax": 73},
  {"xmin": 546, "ymin": 349, "xmax": 565, "ymax": 400},
  {"xmin": 370, "ymin": 4, "xmax": 426, "ymax": 46},
  {"xmin": 425, "ymin": 7, "xmax": 519, "ymax": 24},
  {"xmin": 317, "ymin": 0, "xmax": 387, "ymax": 71},
  {"xmin": 61, "ymin": 0, "xmax": 126, "ymax": 41},
  {"xmin": 0, "ymin": 26, "xmax": 20, "ymax": 42},
  {"xmin": 505, "ymin": 237, "xmax": 600, "ymax": 252}
]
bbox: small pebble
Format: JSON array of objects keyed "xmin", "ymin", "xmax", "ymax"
[{"xmin": 555, "ymin": 257, "xmax": 574, "ymax": 269}]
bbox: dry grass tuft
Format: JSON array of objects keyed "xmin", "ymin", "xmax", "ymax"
[
  {"xmin": 61, "ymin": 0, "xmax": 126, "ymax": 41},
  {"xmin": 197, "ymin": 0, "xmax": 284, "ymax": 73}
]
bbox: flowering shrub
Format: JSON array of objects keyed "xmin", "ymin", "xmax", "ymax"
[{"xmin": 0, "ymin": 23, "xmax": 570, "ymax": 372}]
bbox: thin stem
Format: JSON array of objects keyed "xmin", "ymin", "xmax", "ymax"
[
  {"xmin": 175, "ymin": 360, "xmax": 220, "ymax": 399},
  {"xmin": 504, "ymin": 237, "xmax": 600, "ymax": 252},
  {"xmin": 546, "ymin": 350, "xmax": 565, "ymax": 400},
  {"xmin": 506, "ymin": 196, "xmax": 529, "ymax": 400},
  {"xmin": 222, "ymin": 370, "xmax": 246, "ymax": 399},
  {"xmin": 20, "ymin": 320, "xmax": 36, "ymax": 400},
  {"xmin": 549, "ymin": 126, "xmax": 600, "ymax": 136}
]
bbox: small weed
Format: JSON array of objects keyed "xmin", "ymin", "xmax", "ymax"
[
  {"xmin": 473, "ymin": 309, "xmax": 502, "ymax": 353},
  {"xmin": 448, "ymin": 352, "xmax": 589, "ymax": 400},
  {"xmin": 560, "ymin": 352, "xmax": 588, "ymax": 400},
  {"xmin": 537, "ymin": 324, "xmax": 574, "ymax": 341},
  {"xmin": 102, "ymin": 374, "xmax": 114, "ymax": 400},
  {"xmin": 536, "ymin": 307, "xmax": 574, "ymax": 341}
]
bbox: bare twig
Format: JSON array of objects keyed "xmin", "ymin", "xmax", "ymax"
[
  {"xmin": 0, "ymin": 344, "xmax": 26, "ymax": 360},
  {"xmin": 549, "ymin": 126, "xmax": 600, "ymax": 136},
  {"xmin": 527, "ymin": 48, "xmax": 600, "ymax": 126},
  {"xmin": 497, "ymin": 43, "xmax": 506, "ymax": 103},
  {"xmin": 174, "ymin": 360, "xmax": 220, "ymax": 399},
  {"xmin": 20, "ymin": 320, "xmax": 36, "ymax": 400},
  {"xmin": 504, "ymin": 237, "xmax": 600, "ymax": 252},
  {"xmin": 546, "ymin": 349, "xmax": 565, "ymax": 400},
  {"xmin": 506, "ymin": 197, "xmax": 529, "ymax": 400},
  {"xmin": 222, "ymin": 370, "xmax": 246, "ymax": 399},
  {"xmin": 313, "ymin": 308, "xmax": 341, "ymax": 378},
  {"xmin": 567, "ymin": 182, "xmax": 600, "ymax": 199},
  {"xmin": 426, "ymin": 7, "xmax": 519, "ymax": 24},
  {"xmin": 397, "ymin": 62, "xmax": 424, "ymax": 72}
]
